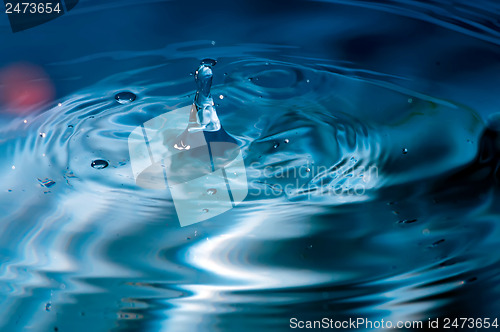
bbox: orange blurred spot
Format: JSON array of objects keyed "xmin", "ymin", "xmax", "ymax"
[{"xmin": 0, "ymin": 62, "xmax": 54, "ymax": 114}]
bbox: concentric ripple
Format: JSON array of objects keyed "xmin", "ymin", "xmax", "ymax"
[{"xmin": 0, "ymin": 41, "xmax": 496, "ymax": 332}]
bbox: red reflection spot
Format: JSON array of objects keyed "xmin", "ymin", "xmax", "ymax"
[{"xmin": 0, "ymin": 63, "xmax": 54, "ymax": 114}]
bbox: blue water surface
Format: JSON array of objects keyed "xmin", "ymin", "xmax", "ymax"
[{"xmin": 0, "ymin": 0, "xmax": 500, "ymax": 331}]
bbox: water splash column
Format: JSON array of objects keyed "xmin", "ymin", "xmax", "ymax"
[{"xmin": 128, "ymin": 60, "xmax": 248, "ymax": 227}]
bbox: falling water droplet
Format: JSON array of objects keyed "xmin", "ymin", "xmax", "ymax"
[
  {"xmin": 284, "ymin": 139, "xmax": 290, "ymax": 144},
  {"xmin": 431, "ymin": 239, "xmax": 445, "ymax": 247},
  {"xmin": 397, "ymin": 218, "xmax": 418, "ymax": 224},
  {"xmin": 402, "ymin": 148, "xmax": 408, "ymax": 155},
  {"xmin": 91, "ymin": 160, "xmax": 109, "ymax": 169},
  {"xmin": 273, "ymin": 143, "xmax": 279, "ymax": 149},
  {"xmin": 115, "ymin": 92, "xmax": 136, "ymax": 104},
  {"xmin": 39, "ymin": 132, "xmax": 46, "ymax": 138},
  {"xmin": 207, "ymin": 188, "xmax": 217, "ymax": 195}
]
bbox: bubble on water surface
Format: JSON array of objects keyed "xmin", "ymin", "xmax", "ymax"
[
  {"xmin": 114, "ymin": 91, "xmax": 136, "ymax": 104},
  {"xmin": 91, "ymin": 160, "xmax": 109, "ymax": 169},
  {"xmin": 201, "ymin": 58, "xmax": 217, "ymax": 67}
]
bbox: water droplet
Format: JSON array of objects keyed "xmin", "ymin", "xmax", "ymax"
[
  {"xmin": 211, "ymin": 40, "xmax": 216, "ymax": 46},
  {"xmin": 431, "ymin": 239, "xmax": 445, "ymax": 247},
  {"xmin": 306, "ymin": 168, "xmax": 311, "ymax": 172},
  {"xmin": 398, "ymin": 218, "xmax": 418, "ymax": 224},
  {"xmin": 402, "ymin": 148, "xmax": 408, "ymax": 154},
  {"xmin": 201, "ymin": 58, "xmax": 217, "ymax": 67},
  {"xmin": 91, "ymin": 160, "xmax": 109, "ymax": 169},
  {"xmin": 219, "ymin": 94, "xmax": 224, "ymax": 99},
  {"xmin": 11, "ymin": 165, "xmax": 15, "ymax": 170},
  {"xmin": 284, "ymin": 139, "xmax": 290, "ymax": 144},
  {"xmin": 207, "ymin": 188, "xmax": 217, "ymax": 195},
  {"xmin": 273, "ymin": 143, "xmax": 279, "ymax": 149},
  {"xmin": 38, "ymin": 178, "xmax": 56, "ymax": 188},
  {"xmin": 40, "ymin": 132, "xmax": 46, "ymax": 138},
  {"xmin": 45, "ymin": 303, "xmax": 51, "ymax": 311},
  {"xmin": 202, "ymin": 208, "xmax": 209, "ymax": 213},
  {"xmin": 306, "ymin": 79, "xmax": 310, "ymax": 83},
  {"xmin": 68, "ymin": 125, "xmax": 73, "ymax": 128},
  {"xmin": 408, "ymin": 98, "xmax": 413, "ymax": 103},
  {"xmin": 58, "ymin": 103, "xmax": 62, "ymax": 107},
  {"xmin": 115, "ymin": 92, "xmax": 136, "ymax": 104},
  {"xmin": 23, "ymin": 119, "xmax": 27, "ymax": 124}
]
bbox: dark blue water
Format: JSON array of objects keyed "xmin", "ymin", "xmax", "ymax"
[{"xmin": 0, "ymin": 0, "xmax": 500, "ymax": 331}]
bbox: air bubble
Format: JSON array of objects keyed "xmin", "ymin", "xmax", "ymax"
[
  {"xmin": 284, "ymin": 139, "xmax": 290, "ymax": 144},
  {"xmin": 114, "ymin": 92, "xmax": 136, "ymax": 104},
  {"xmin": 273, "ymin": 143, "xmax": 279, "ymax": 149},
  {"xmin": 402, "ymin": 148, "xmax": 408, "ymax": 155}
]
